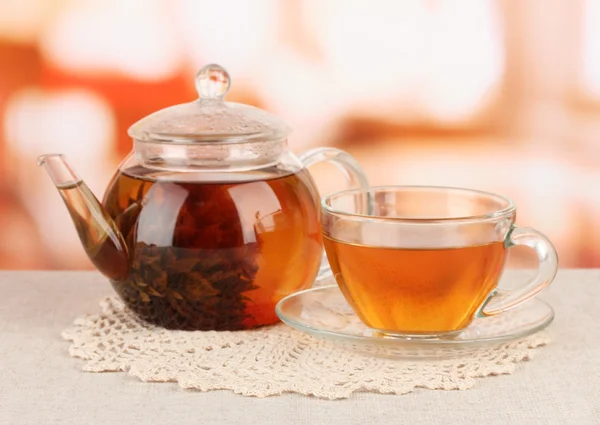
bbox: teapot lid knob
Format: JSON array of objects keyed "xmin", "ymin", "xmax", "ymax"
[{"xmin": 195, "ymin": 64, "xmax": 231, "ymax": 100}]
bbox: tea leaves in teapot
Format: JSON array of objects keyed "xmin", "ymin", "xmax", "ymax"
[{"xmin": 102, "ymin": 166, "xmax": 323, "ymax": 331}]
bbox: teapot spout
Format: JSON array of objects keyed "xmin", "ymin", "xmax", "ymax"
[{"xmin": 37, "ymin": 154, "xmax": 130, "ymax": 281}]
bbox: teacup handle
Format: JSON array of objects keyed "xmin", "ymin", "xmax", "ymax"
[
  {"xmin": 299, "ymin": 147, "xmax": 370, "ymax": 280},
  {"xmin": 481, "ymin": 225, "xmax": 558, "ymax": 316}
]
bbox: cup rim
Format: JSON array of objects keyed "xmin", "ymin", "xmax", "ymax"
[{"xmin": 321, "ymin": 185, "xmax": 517, "ymax": 223}]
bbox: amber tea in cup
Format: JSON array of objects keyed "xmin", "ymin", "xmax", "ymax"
[{"xmin": 321, "ymin": 186, "xmax": 558, "ymax": 336}]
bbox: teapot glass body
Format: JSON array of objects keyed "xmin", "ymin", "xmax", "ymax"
[{"xmin": 102, "ymin": 143, "xmax": 324, "ymax": 330}]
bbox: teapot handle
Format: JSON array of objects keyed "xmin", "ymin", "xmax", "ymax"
[{"xmin": 299, "ymin": 147, "xmax": 370, "ymax": 281}]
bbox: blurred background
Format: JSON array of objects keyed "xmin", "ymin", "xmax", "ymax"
[{"xmin": 0, "ymin": 0, "xmax": 598, "ymax": 270}]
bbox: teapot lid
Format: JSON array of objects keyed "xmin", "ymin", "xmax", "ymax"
[{"xmin": 128, "ymin": 64, "xmax": 290, "ymax": 144}]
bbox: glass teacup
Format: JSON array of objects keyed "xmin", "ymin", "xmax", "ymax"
[{"xmin": 321, "ymin": 186, "xmax": 558, "ymax": 337}]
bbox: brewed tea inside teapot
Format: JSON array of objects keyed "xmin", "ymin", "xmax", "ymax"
[{"xmin": 38, "ymin": 64, "xmax": 368, "ymax": 331}]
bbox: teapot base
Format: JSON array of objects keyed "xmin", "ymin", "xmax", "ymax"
[{"xmin": 111, "ymin": 280, "xmax": 282, "ymax": 331}]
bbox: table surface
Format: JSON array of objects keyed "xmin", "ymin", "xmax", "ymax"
[{"xmin": 1, "ymin": 269, "xmax": 599, "ymax": 425}]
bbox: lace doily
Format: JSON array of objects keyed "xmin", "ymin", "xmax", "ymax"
[{"xmin": 62, "ymin": 297, "xmax": 550, "ymax": 399}]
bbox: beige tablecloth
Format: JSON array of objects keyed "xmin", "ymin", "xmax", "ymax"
[{"xmin": 0, "ymin": 270, "xmax": 598, "ymax": 425}]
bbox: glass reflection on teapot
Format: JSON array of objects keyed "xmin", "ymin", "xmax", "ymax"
[{"xmin": 38, "ymin": 64, "xmax": 368, "ymax": 331}]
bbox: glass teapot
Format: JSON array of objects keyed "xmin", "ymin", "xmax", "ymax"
[{"xmin": 38, "ymin": 64, "xmax": 368, "ymax": 331}]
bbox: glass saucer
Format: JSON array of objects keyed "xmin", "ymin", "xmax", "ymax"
[{"xmin": 275, "ymin": 277, "xmax": 554, "ymax": 359}]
